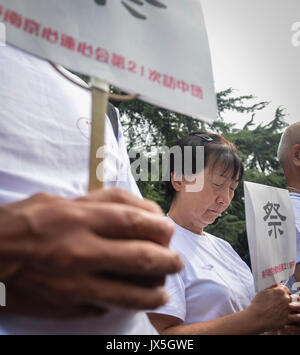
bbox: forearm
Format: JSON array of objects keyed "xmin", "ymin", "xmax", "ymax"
[
  {"xmin": 150, "ymin": 286, "xmax": 291, "ymax": 335},
  {"xmin": 160, "ymin": 309, "xmax": 265, "ymax": 335}
]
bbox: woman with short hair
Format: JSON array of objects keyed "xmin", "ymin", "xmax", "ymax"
[{"xmin": 148, "ymin": 131, "xmax": 297, "ymax": 335}]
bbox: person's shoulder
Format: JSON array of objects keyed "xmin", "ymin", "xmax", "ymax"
[
  {"xmin": 205, "ymin": 232, "xmax": 236, "ymax": 252},
  {"xmin": 290, "ymin": 193, "xmax": 300, "ymax": 207},
  {"xmin": 205, "ymin": 233, "xmax": 248, "ymax": 268},
  {"xmin": 3, "ymin": 44, "xmax": 47, "ymax": 72}
]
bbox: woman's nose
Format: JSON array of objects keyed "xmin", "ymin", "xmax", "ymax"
[{"xmin": 217, "ymin": 188, "xmax": 231, "ymax": 206}]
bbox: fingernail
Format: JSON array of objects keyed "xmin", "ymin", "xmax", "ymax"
[{"xmin": 289, "ymin": 301, "xmax": 300, "ymax": 308}]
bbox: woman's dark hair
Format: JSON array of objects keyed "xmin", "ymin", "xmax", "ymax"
[{"xmin": 167, "ymin": 130, "xmax": 244, "ymax": 202}]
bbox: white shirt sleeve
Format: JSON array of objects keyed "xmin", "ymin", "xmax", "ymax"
[{"xmin": 149, "ymin": 272, "xmax": 186, "ymax": 322}]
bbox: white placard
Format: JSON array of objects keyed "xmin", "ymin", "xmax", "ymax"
[
  {"xmin": 244, "ymin": 181, "xmax": 296, "ymax": 292},
  {"xmin": 0, "ymin": 0, "xmax": 217, "ymax": 121}
]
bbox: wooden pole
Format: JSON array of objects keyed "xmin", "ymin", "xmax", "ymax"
[{"xmin": 88, "ymin": 77, "xmax": 109, "ymax": 191}]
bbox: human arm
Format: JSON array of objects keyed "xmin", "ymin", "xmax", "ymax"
[
  {"xmin": 281, "ymin": 231, "xmax": 300, "ymax": 333},
  {"xmin": 148, "ymin": 285, "xmax": 291, "ymax": 335},
  {"xmin": 283, "ymin": 232, "xmax": 300, "ymax": 332},
  {"xmin": 277, "ymin": 231, "xmax": 300, "ymax": 334},
  {"xmin": 0, "ymin": 188, "xmax": 183, "ymax": 318}
]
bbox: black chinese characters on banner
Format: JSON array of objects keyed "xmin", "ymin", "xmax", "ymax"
[
  {"xmin": 94, "ymin": 0, "xmax": 167, "ymax": 20},
  {"xmin": 263, "ymin": 202, "xmax": 287, "ymax": 239}
]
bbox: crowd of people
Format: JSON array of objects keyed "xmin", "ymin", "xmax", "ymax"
[{"xmin": 0, "ymin": 44, "xmax": 299, "ymax": 335}]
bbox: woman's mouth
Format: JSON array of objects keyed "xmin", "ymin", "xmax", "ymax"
[{"xmin": 208, "ymin": 209, "xmax": 221, "ymax": 215}]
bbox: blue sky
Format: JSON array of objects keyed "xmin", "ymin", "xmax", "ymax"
[{"xmin": 201, "ymin": 0, "xmax": 300, "ymax": 128}]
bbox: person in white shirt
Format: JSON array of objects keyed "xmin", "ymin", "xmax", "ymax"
[
  {"xmin": 278, "ymin": 122, "xmax": 300, "ymax": 281},
  {"xmin": 277, "ymin": 122, "xmax": 300, "ymax": 331},
  {"xmin": 148, "ymin": 131, "xmax": 298, "ymax": 335},
  {"xmin": 0, "ymin": 45, "xmax": 182, "ymax": 334}
]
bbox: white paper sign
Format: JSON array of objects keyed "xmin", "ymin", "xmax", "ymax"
[
  {"xmin": 244, "ymin": 181, "xmax": 296, "ymax": 292},
  {"xmin": 0, "ymin": 0, "xmax": 217, "ymax": 121}
]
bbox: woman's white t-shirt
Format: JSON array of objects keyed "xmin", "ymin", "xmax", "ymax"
[{"xmin": 151, "ymin": 218, "xmax": 256, "ymax": 324}]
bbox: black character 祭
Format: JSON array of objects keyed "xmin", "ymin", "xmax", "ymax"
[
  {"xmin": 263, "ymin": 202, "xmax": 287, "ymax": 239},
  {"xmin": 94, "ymin": 0, "xmax": 167, "ymax": 20}
]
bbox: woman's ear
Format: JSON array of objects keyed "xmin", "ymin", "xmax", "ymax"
[
  {"xmin": 171, "ymin": 171, "xmax": 183, "ymax": 192},
  {"xmin": 291, "ymin": 144, "xmax": 300, "ymax": 167}
]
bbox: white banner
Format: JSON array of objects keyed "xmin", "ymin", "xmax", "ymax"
[
  {"xmin": 244, "ymin": 181, "xmax": 296, "ymax": 292},
  {"xmin": 0, "ymin": 0, "xmax": 217, "ymax": 121}
]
